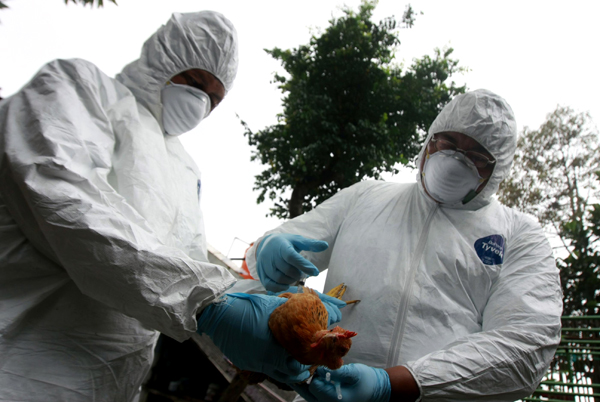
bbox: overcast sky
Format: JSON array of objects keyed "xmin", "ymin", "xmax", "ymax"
[{"xmin": 1, "ymin": 0, "xmax": 598, "ymax": 288}]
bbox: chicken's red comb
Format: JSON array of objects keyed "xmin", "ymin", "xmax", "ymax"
[
  {"xmin": 338, "ymin": 330, "xmax": 357, "ymax": 339},
  {"xmin": 310, "ymin": 329, "xmax": 357, "ymax": 347}
]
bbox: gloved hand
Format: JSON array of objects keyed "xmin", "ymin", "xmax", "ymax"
[
  {"xmin": 291, "ymin": 364, "xmax": 391, "ymax": 402},
  {"xmin": 269, "ymin": 286, "xmax": 346, "ymax": 326},
  {"xmin": 256, "ymin": 233, "xmax": 328, "ymax": 292},
  {"xmin": 197, "ymin": 292, "xmax": 311, "ymax": 384}
]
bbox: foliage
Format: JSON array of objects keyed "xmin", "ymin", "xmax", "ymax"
[
  {"xmin": 0, "ymin": 0, "xmax": 116, "ymax": 11},
  {"xmin": 401, "ymin": 4, "xmax": 421, "ymax": 29},
  {"xmin": 559, "ymin": 193, "xmax": 600, "ymax": 316},
  {"xmin": 498, "ymin": 105, "xmax": 600, "ymax": 316},
  {"xmin": 499, "ymin": 106, "xmax": 599, "ymax": 231},
  {"xmin": 243, "ymin": 1, "xmax": 465, "ymax": 219},
  {"xmin": 64, "ymin": 0, "xmax": 117, "ymax": 7}
]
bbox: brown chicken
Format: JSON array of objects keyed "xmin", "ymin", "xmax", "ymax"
[
  {"xmin": 228, "ymin": 284, "xmax": 358, "ymax": 400},
  {"xmin": 268, "ymin": 286, "xmax": 357, "ymax": 373}
]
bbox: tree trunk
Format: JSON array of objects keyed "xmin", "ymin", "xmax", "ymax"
[{"xmin": 289, "ymin": 184, "xmax": 308, "ymax": 218}]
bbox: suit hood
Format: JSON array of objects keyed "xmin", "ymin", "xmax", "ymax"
[
  {"xmin": 115, "ymin": 11, "xmax": 238, "ymax": 125},
  {"xmin": 416, "ymin": 89, "xmax": 517, "ymax": 210}
]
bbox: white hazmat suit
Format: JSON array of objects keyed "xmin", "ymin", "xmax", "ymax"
[
  {"xmin": 246, "ymin": 90, "xmax": 563, "ymax": 401},
  {"xmin": 0, "ymin": 11, "xmax": 238, "ymax": 401}
]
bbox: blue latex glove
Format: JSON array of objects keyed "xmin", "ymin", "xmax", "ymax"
[
  {"xmin": 291, "ymin": 364, "xmax": 391, "ymax": 402},
  {"xmin": 256, "ymin": 233, "xmax": 328, "ymax": 292},
  {"xmin": 269, "ymin": 286, "xmax": 346, "ymax": 326},
  {"xmin": 197, "ymin": 292, "xmax": 311, "ymax": 384}
]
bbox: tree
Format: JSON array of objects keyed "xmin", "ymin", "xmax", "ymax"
[
  {"xmin": 64, "ymin": 0, "xmax": 117, "ymax": 6},
  {"xmin": 558, "ymin": 187, "xmax": 600, "ymax": 317},
  {"xmin": 545, "ymin": 199, "xmax": 600, "ymax": 398},
  {"xmin": 0, "ymin": 0, "xmax": 116, "ymax": 11},
  {"xmin": 557, "ymin": 183, "xmax": 600, "ymax": 387},
  {"xmin": 242, "ymin": 1, "xmax": 465, "ymax": 219},
  {"xmin": 498, "ymin": 106, "xmax": 600, "ymax": 393},
  {"xmin": 499, "ymin": 106, "xmax": 599, "ymax": 237},
  {"xmin": 498, "ymin": 106, "xmax": 599, "ymax": 315}
]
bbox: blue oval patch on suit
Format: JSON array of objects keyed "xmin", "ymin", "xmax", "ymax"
[{"xmin": 474, "ymin": 234, "xmax": 505, "ymax": 265}]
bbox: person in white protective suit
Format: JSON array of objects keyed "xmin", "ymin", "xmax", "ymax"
[
  {"xmin": 244, "ymin": 89, "xmax": 563, "ymax": 402},
  {"xmin": 0, "ymin": 11, "xmax": 327, "ymax": 402}
]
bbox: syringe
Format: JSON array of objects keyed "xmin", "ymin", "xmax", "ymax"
[
  {"xmin": 325, "ymin": 371, "xmax": 343, "ymax": 400},
  {"xmin": 334, "ymin": 381, "xmax": 342, "ymax": 400}
]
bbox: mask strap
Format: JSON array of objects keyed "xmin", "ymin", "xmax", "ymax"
[
  {"xmin": 421, "ymin": 149, "xmax": 431, "ymax": 179},
  {"xmin": 462, "ymin": 190, "xmax": 478, "ymax": 204}
]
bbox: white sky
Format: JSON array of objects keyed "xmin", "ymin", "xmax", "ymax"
[{"xmin": 1, "ymin": 0, "xmax": 599, "ymax": 289}]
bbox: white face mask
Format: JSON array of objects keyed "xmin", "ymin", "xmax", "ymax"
[
  {"xmin": 161, "ymin": 82, "xmax": 211, "ymax": 136},
  {"xmin": 421, "ymin": 150, "xmax": 485, "ymax": 204}
]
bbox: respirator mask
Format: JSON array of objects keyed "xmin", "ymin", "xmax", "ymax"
[
  {"xmin": 161, "ymin": 82, "xmax": 211, "ymax": 136},
  {"xmin": 421, "ymin": 150, "xmax": 486, "ymax": 204}
]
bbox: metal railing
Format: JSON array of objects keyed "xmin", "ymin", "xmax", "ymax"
[{"xmin": 524, "ymin": 316, "xmax": 600, "ymax": 402}]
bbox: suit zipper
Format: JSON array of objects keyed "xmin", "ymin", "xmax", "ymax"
[{"xmin": 386, "ymin": 203, "xmax": 439, "ymax": 367}]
